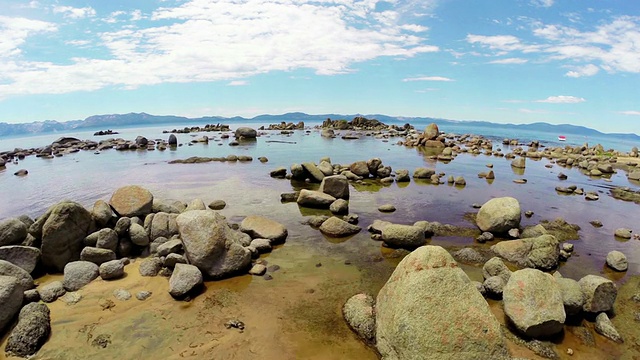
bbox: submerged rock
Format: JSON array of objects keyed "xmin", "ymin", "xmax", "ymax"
[
  {"xmin": 490, "ymin": 234, "xmax": 559, "ymax": 270},
  {"xmin": 319, "ymin": 217, "xmax": 361, "ymax": 237},
  {"xmin": 240, "ymin": 215, "xmax": 288, "ymax": 243}
]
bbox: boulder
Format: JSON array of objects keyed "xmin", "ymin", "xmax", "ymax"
[
  {"xmin": 249, "ymin": 239, "xmax": 272, "ymax": 253},
  {"xmin": 39, "ymin": 281, "xmax": 66, "ymax": 303},
  {"xmin": 556, "ymin": 277, "xmax": 585, "ymax": 316},
  {"xmin": 0, "ymin": 276, "xmax": 23, "ymax": 333},
  {"xmin": 483, "ymin": 276, "xmax": 506, "ymax": 298},
  {"xmin": 63, "ymin": 261, "xmax": 99, "ymax": 291},
  {"xmin": 482, "ymin": 257, "xmax": 511, "ymax": 283},
  {"xmin": 164, "ymin": 253, "xmax": 187, "ymax": 268},
  {"xmin": 319, "ymin": 175, "xmax": 350, "ymax": 199},
  {"xmin": 381, "ymin": 224, "xmax": 426, "ymax": 248},
  {"xmin": 139, "ymin": 257, "xmax": 163, "ymax": 277},
  {"xmin": 4, "ymin": 303, "xmax": 51, "ymax": 357},
  {"xmin": 34, "ymin": 201, "xmax": 92, "ymax": 272},
  {"xmin": 319, "ymin": 217, "xmax": 361, "ymax": 237},
  {"xmin": 249, "ymin": 264, "xmax": 267, "ymax": 275},
  {"xmin": 368, "ymin": 220, "xmax": 392, "ymax": 234},
  {"xmin": 329, "ymin": 199, "xmax": 349, "ymax": 214},
  {"xmin": 317, "ymin": 161, "xmax": 334, "ymax": 176},
  {"xmin": 0, "ymin": 218, "xmax": 28, "ymax": 246},
  {"xmin": 376, "ymin": 246, "xmax": 510, "ymax": 360},
  {"xmin": 301, "ymin": 162, "xmax": 325, "ymax": 182},
  {"xmin": 0, "ymin": 246, "xmax": 40, "ymax": 273},
  {"xmin": 270, "ymin": 167, "xmax": 287, "ymax": 178},
  {"xmin": 395, "ymin": 169, "xmax": 410, "ymax": 182},
  {"xmin": 157, "ymin": 239, "xmax": 183, "ymax": 256},
  {"xmin": 579, "ymin": 275, "xmax": 617, "ymax": 313},
  {"xmin": 91, "ymin": 200, "xmax": 114, "ymax": 228},
  {"xmin": 234, "ymin": 127, "xmax": 257, "ymax": 138},
  {"xmin": 168, "ymin": 134, "xmax": 178, "ymax": 146},
  {"xmin": 490, "ymin": 234, "xmax": 559, "ymax": 270},
  {"xmin": 147, "ymin": 212, "xmax": 179, "ymax": 241},
  {"xmin": 503, "ymin": 269, "xmax": 565, "ymax": 338},
  {"xmin": 476, "ymin": 197, "xmax": 521, "ymax": 233},
  {"xmin": 290, "ymin": 163, "xmax": 306, "ymax": 180},
  {"xmin": 511, "ymin": 157, "xmax": 526, "ymax": 168},
  {"xmin": 296, "ymin": 189, "xmax": 336, "ymax": 209},
  {"xmin": 0, "ymin": 259, "xmax": 34, "ymax": 290},
  {"xmin": 152, "ymin": 199, "xmax": 185, "ymax": 213},
  {"xmin": 129, "ymin": 223, "xmax": 149, "ymax": 246},
  {"xmin": 595, "ymin": 313, "xmax": 623, "ymax": 343},
  {"xmin": 208, "ymin": 200, "xmax": 226, "ymax": 210},
  {"xmin": 423, "ymin": 123, "xmax": 439, "ymax": 140},
  {"xmin": 343, "ymin": 293, "xmax": 376, "ymax": 342},
  {"xmin": 453, "ymin": 248, "xmax": 485, "ymax": 264},
  {"xmin": 79, "ymin": 247, "xmax": 116, "ymax": 266},
  {"xmin": 114, "ymin": 217, "xmax": 131, "ymax": 237},
  {"xmin": 606, "ymin": 250, "xmax": 628, "ymax": 271},
  {"xmin": 184, "ymin": 198, "xmax": 207, "ymax": 212},
  {"xmin": 99, "ymin": 259, "xmax": 125, "ymax": 280},
  {"xmin": 240, "ymin": 215, "xmax": 288, "ymax": 243},
  {"xmin": 614, "ymin": 228, "xmax": 632, "ymax": 239},
  {"xmin": 109, "ymin": 185, "xmax": 153, "ymax": 217},
  {"xmin": 176, "ymin": 210, "xmax": 251, "ymax": 279},
  {"xmin": 412, "ymin": 167, "xmax": 436, "ymax": 179},
  {"xmin": 349, "ymin": 161, "xmax": 370, "ymax": 178},
  {"xmin": 92, "ymin": 228, "xmax": 118, "ymax": 252},
  {"xmin": 169, "ymin": 263, "xmax": 203, "ymax": 298}
]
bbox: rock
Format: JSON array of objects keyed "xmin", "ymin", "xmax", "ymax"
[
  {"xmin": 99, "ymin": 260, "xmax": 125, "ymax": 280},
  {"xmin": 59, "ymin": 292, "xmax": 82, "ymax": 305},
  {"xmin": 595, "ymin": 313, "xmax": 623, "ymax": 343},
  {"xmin": 240, "ymin": 215, "xmax": 288, "ymax": 243},
  {"xmin": 381, "ymin": 224, "xmax": 426, "ymax": 248},
  {"xmin": 423, "ymin": 123, "xmax": 439, "ymax": 140},
  {"xmin": 0, "ymin": 259, "xmax": 34, "ymax": 290},
  {"xmin": 503, "ymin": 269, "xmax": 566, "ymax": 338},
  {"xmin": 395, "ymin": 169, "xmax": 410, "ymax": 182},
  {"xmin": 296, "ymin": 189, "xmax": 336, "ymax": 208},
  {"xmin": 319, "ymin": 175, "xmax": 350, "ymax": 199},
  {"xmin": 164, "ymin": 253, "xmax": 187, "ymax": 268},
  {"xmin": 208, "ymin": 200, "xmax": 226, "ymax": 210},
  {"xmin": 88, "ymin": 228, "xmax": 118, "ymax": 253},
  {"xmin": 511, "ymin": 157, "xmax": 526, "ymax": 168},
  {"xmin": 177, "ymin": 210, "xmax": 251, "ymax": 279},
  {"xmin": 148, "ymin": 212, "xmax": 179, "ymax": 241},
  {"xmin": 169, "ymin": 263, "xmax": 203, "ymax": 298},
  {"xmin": 301, "ymin": 162, "xmax": 325, "ymax": 182},
  {"xmin": 114, "ymin": 217, "xmax": 131, "ymax": 237},
  {"xmin": 368, "ymin": 220, "xmax": 392, "ymax": 234},
  {"xmin": 606, "ymin": 250, "xmax": 628, "ymax": 271},
  {"xmin": 343, "ymin": 293, "xmax": 375, "ymax": 341},
  {"xmin": 349, "ymin": 161, "xmax": 370, "ymax": 177},
  {"xmin": 0, "ymin": 218, "xmax": 28, "ymax": 246},
  {"xmin": 317, "ymin": 161, "xmax": 334, "ymax": 176},
  {"xmin": 14, "ymin": 169, "xmax": 28, "ymax": 176},
  {"xmin": 556, "ymin": 278, "xmax": 585, "ymax": 316},
  {"xmin": 319, "ymin": 217, "xmax": 361, "ymax": 237},
  {"xmin": 109, "ymin": 185, "xmax": 154, "ymax": 217},
  {"xmin": 184, "ymin": 199, "xmax": 207, "ymax": 212},
  {"xmin": 136, "ymin": 291, "xmax": 152, "ymax": 301},
  {"xmin": 483, "ymin": 276, "xmax": 506, "ymax": 298},
  {"xmin": 91, "ymin": 200, "xmax": 113, "ymax": 228},
  {"xmin": 36, "ymin": 201, "xmax": 93, "ymax": 272},
  {"xmin": 139, "ymin": 257, "xmax": 163, "ymax": 277},
  {"xmin": 329, "ymin": 199, "xmax": 349, "ymax": 214},
  {"xmin": 482, "ymin": 257, "xmax": 511, "ymax": 283},
  {"xmin": 39, "ymin": 281, "xmax": 66, "ymax": 303},
  {"xmin": 0, "ymin": 246, "xmax": 40, "ymax": 273},
  {"xmin": 152, "ymin": 199, "xmax": 185, "ymax": 213},
  {"xmin": 412, "ymin": 167, "xmax": 435, "ymax": 179},
  {"xmin": 614, "ymin": 228, "xmax": 632, "ymax": 239},
  {"xmin": 270, "ymin": 167, "xmax": 287, "ymax": 178},
  {"xmin": 113, "ymin": 288, "xmax": 131, "ymax": 301},
  {"xmin": 476, "ymin": 231, "xmax": 494, "ymax": 243},
  {"xmin": 520, "ymin": 224, "xmax": 548, "ymax": 239},
  {"xmin": 168, "ymin": 134, "xmax": 178, "ymax": 146},
  {"xmin": 234, "ymin": 127, "xmax": 257, "ymax": 138},
  {"xmin": 63, "ymin": 261, "xmax": 99, "ymax": 291},
  {"xmin": 476, "ymin": 197, "xmax": 521, "ymax": 233},
  {"xmin": 156, "ymin": 239, "xmax": 183, "ymax": 256},
  {"xmin": 4, "ymin": 302, "xmax": 51, "ymax": 357},
  {"xmin": 376, "ymin": 246, "xmax": 509, "ymax": 360},
  {"xmin": 579, "ymin": 275, "xmax": 617, "ymax": 313},
  {"xmin": 453, "ymin": 248, "xmax": 485, "ymax": 264},
  {"xmin": 23, "ymin": 289, "xmax": 39, "ymax": 303},
  {"xmin": 490, "ymin": 234, "xmax": 559, "ymax": 270},
  {"xmin": 377, "ymin": 204, "xmax": 396, "ymax": 212},
  {"xmin": 80, "ymin": 247, "xmax": 116, "ymax": 265},
  {"xmin": 249, "ymin": 239, "xmax": 271, "ymax": 253},
  {"xmin": 508, "ymin": 228, "xmax": 520, "ymax": 238},
  {"xmin": 249, "ymin": 264, "xmax": 267, "ymax": 276},
  {"xmin": 129, "ymin": 223, "xmax": 149, "ymax": 246},
  {"xmin": 0, "ymin": 275, "xmax": 23, "ymax": 332},
  {"xmin": 454, "ymin": 176, "xmax": 466, "ymax": 186},
  {"xmin": 290, "ymin": 163, "xmax": 305, "ymax": 180}
]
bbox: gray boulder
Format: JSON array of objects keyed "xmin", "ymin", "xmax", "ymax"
[
  {"xmin": 319, "ymin": 175, "xmax": 350, "ymax": 199},
  {"xmin": 343, "ymin": 293, "xmax": 375, "ymax": 342},
  {"xmin": 483, "ymin": 276, "xmax": 506, "ymax": 298},
  {"xmin": 503, "ymin": 269, "xmax": 565, "ymax": 338},
  {"xmin": 595, "ymin": 313, "xmax": 622, "ymax": 343},
  {"xmin": 395, "ymin": 169, "xmax": 410, "ymax": 182},
  {"xmin": 412, "ymin": 167, "xmax": 435, "ymax": 179},
  {"xmin": 177, "ymin": 210, "xmax": 251, "ymax": 279},
  {"xmin": 0, "ymin": 218, "xmax": 28, "ymax": 246},
  {"xmin": 511, "ymin": 157, "xmax": 526, "ymax": 168},
  {"xmin": 317, "ymin": 161, "xmax": 334, "ymax": 176},
  {"xmin": 423, "ymin": 123, "xmax": 439, "ymax": 140},
  {"xmin": 0, "ymin": 259, "xmax": 34, "ymax": 290},
  {"xmin": 614, "ymin": 228, "xmax": 632, "ymax": 239},
  {"xmin": 453, "ymin": 248, "xmax": 485, "ymax": 264},
  {"xmin": 80, "ymin": 247, "xmax": 116, "ymax": 265},
  {"xmin": 556, "ymin": 277, "xmax": 585, "ymax": 316},
  {"xmin": 349, "ymin": 161, "xmax": 370, "ymax": 177},
  {"xmin": 4, "ymin": 302, "xmax": 50, "ymax": 357},
  {"xmin": 164, "ymin": 253, "xmax": 187, "ymax": 268},
  {"xmin": 297, "ymin": 189, "xmax": 336, "ymax": 208},
  {"xmin": 490, "ymin": 234, "xmax": 559, "ymax": 270},
  {"xmin": 329, "ymin": 199, "xmax": 349, "ymax": 214},
  {"xmin": 579, "ymin": 275, "xmax": 617, "ymax": 313},
  {"xmin": 249, "ymin": 239, "xmax": 272, "ymax": 253},
  {"xmin": 301, "ymin": 162, "xmax": 325, "ymax": 182},
  {"xmin": 381, "ymin": 224, "xmax": 426, "ymax": 248},
  {"xmin": 240, "ymin": 215, "xmax": 288, "ymax": 243},
  {"xmin": 90, "ymin": 228, "xmax": 118, "ymax": 252},
  {"xmin": 376, "ymin": 246, "xmax": 510, "ymax": 360},
  {"xmin": 184, "ymin": 198, "xmax": 207, "ymax": 212},
  {"xmin": 139, "ymin": 257, "xmax": 163, "ymax": 277},
  {"xmin": 319, "ymin": 217, "xmax": 361, "ymax": 237},
  {"xmin": 476, "ymin": 197, "xmax": 521, "ymax": 233},
  {"xmin": 0, "ymin": 275, "xmax": 23, "ymax": 332},
  {"xmin": 482, "ymin": 257, "xmax": 512, "ymax": 283},
  {"xmin": 114, "ymin": 217, "xmax": 131, "ymax": 237},
  {"xmin": 99, "ymin": 260, "xmax": 125, "ymax": 280},
  {"xmin": 109, "ymin": 185, "xmax": 153, "ymax": 217},
  {"xmin": 147, "ymin": 212, "xmax": 179, "ymax": 241},
  {"xmin": 0, "ymin": 246, "xmax": 41, "ymax": 273},
  {"xmin": 208, "ymin": 200, "xmax": 226, "ymax": 210},
  {"xmin": 290, "ymin": 163, "xmax": 305, "ymax": 180},
  {"xmin": 368, "ymin": 220, "xmax": 392, "ymax": 234},
  {"xmin": 234, "ymin": 127, "xmax": 257, "ymax": 139},
  {"xmin": 39, "ymin": 281, "xmax": 66, "ymax": 303},
  {"xmin": 152, "ymin": 199, "xmax": 185, "ymax": 213},
  {"xmin": 129, "ymin": 223, "xmax": 149, "ymax": 246},
  {"xmin": 606, "ymin": 250, "xmax": 628, "ymax": 271},
  {"xmin": 91, "ymin": 200, "xmax": 114, "ymax": 228},
  {"xmin": 169, "ymin": 263, "xmax": 203, "ymax": 298},
  {"xmin": 157, "ymin": 239, "xmax": 183, "ymax": 256},
  {"xmin": 63, "ymin": 261, "xmax": 99, "ymax": 291}
]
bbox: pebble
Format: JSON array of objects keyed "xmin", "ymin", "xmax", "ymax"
[
  {"xmin": 113, "ymin": 288, "xmax": 132, "ymax": 301},
  {"xmin": 136, "ymin": 291, "xmax": 152, "ymax": 301}
]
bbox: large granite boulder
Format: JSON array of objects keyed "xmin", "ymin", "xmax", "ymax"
[
  {"xmin": 579, "ymin": 275, "xmax": 617, "ymax": 313},
  {"xmin": 63, "ymin": 261, "xmax": 99, "ymax": 291},
  {"xmin": 490, "ymin": 234, "xmax": 559, "ymax": 270},
  {"xmin": 90, "ymin": 200, "xmax": 114, "ymax": 228},
  {"xmin": 0, "ymin": 275, "xmax": 23, "ymax": 333},
  {"xmin": 109, "ymin": 185, "xmax": 153, "ymax": 217},
  {"xmin": 240, "ymin": 215, "xmax": 288, "ymax": 243},
  {"xmin": 301, "ymin": 162, "xmax": 325, "ymax": 182},
  {"xmin": 234, "ymin": 127, "xmax": 257, "ymax": 139},
  {"xmin": 503, "ymin": 269, "xmax": 566, "ymax": 338},
  {"xmin": 169, "ymin": 263, "xmax": 203, "ymax": 298},
  {"xmin": 176, "ymin": 210, "xmax": 251, "ymax": 279},
  {"xmin": 343, "ymin": 293, "xmax": 375, "ymax": 342},
  {"xmin": 349, "ymin": 161, "xmax": 370, "ymax": 178},
  {"xmin": 376, "ymin": 246, "xmax": 510, "ymax": 360},
  {"xmin": 0, "ymin": 246, "xmax": 41, "ymax": 273},
  {"xmin": 319, "ymin": 217, "xmax": 361, "ymax": 237},
  {"xmin": 297, "ymin": 189, "xmax": 336, "ymax": 209},
  {"xmin": 476, "ymin": 197, "xmax": 521, "ymax": 233},
  {"xmin": 0, "ymin": 260, "xmax": 35, "ymax": 290},
  {"xmin": 4, "ymin": 302, "xmax": 51, "ymax": 357},
  {"xmin": 319, "ymin": 175, "xmax": 350, "ymax": 199},
  {"xmin": 32, "ymin": 201, "xmax": 92, "ymax": 272},
  {"xmin": 381, "ymin": 224, "xmax": 426, "ymax": 248},
  {"xmin": 423, "ymin": 123, "xmax": 439, "ymax": 140},
  {"xmin": 0, "ymin": 218, "xmax": 28, "ymax": 246}
]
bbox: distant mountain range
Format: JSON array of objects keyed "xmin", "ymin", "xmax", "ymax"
[{"xmin": 0, "ymin": 112, "xmax": 638, "ymax": 141}]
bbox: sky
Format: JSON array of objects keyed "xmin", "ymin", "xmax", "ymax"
[{"xmin": 0, "ymin": 0, "xmax": 639, "ymax": 134}]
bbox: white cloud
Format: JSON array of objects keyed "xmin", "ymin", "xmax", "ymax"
[
  {"xmin": 565, "ymin": 64, "xmax": 599, "ymax": 77},
  {"xmin": 53, "ymin": 6, "xmax": 96, "ymax": 19},
  {"xmin": 519, "ymin": 108, "xmax": 548, "ymax": 114},
  {"xmin": 227, "ymin": 80, "xmax": 247, "ymax": 86},
  {"xmin": 466, "ymin": 34, "xmax": 540, "ymax": 53},
  {"xmin": 0, "ymin": 16, "xmax": 57, "ymax": 58},
  {"xmin": 65, "ymin": 39, "xmax": 91, "ymax": 47},
  {"xmin": 403, "ymin": 76, "xmax": 454, "ymax": 82},
  {"xmin": 0, "ymin": 0, "xmax": 439, "ymax": 97},
  {"xmin": 400, "ymin": 24, "xmax": 429, "ymax": 32},
  {"xmin": 531, "ymin": 0, "xmax": 554, "ymax": 8},
  {"xmin": 489, "ymin": 57, "xmax": 528, "ymax": 64},
  {"xmin": 535, "ymin": 95, "xmax": 586, "ymax": 104},
  {"xmin": 619, "ymin": 111, "xmax": 640, "ymax": 116}
]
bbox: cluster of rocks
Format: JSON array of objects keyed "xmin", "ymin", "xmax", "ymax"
[
  {"xmin": 0, "ymin": 185, "xmax": 288, "ymax": 355},
  {"xmin": 259, "ymin": 121, "xmax": 304, "ymax": 131},
  {"xmin": 93, "ymin": 130, "xmax": 119, "ymax": 136},
  {"xmin": 169, "ymin": 155, "xmax": 256, "ymax": 164},
  {"xmin": 320, "ymin": 116, "xmax": 400, "ymax": 131},
  {"xmin": 163, "ymin": 124, "xmax": 231, "ymax": 134}
]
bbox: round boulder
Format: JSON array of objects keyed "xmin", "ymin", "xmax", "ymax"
[
  {"xmin": 606, "ymin": 250, "xmax": 628, "ymax": 271},
  {"xmin": 343, "ymin": 293, "xmax": 376, "ymax": 342},
  {"xmin": 476, "ymin": 197, "xmax": 521, "ymax": 233},
  {"xmin": 109, "ymin": 185, "xmax": 153, "ymax": 217},
  {"xmin": 319, "ymin": 217, "xmax": 361, "ymax": 237},
  {"xmin": 381, "ymin": 224, "xmax": 426, "ymax": 249},
  {"xmin": 240, "ymin": 215, "xmax": 288, "ymax": 243},
  {"xmin": 0, "ymin": 218, "xmax": 28, "ymax": 246},
  {"xmin": 234, "ymin": 127, "xmax": 257, "ymax": 139},
  {"xmin": 99, "ymin": 260, "xmax": 125, "ymax": 280},
  {"xmin": 0, "ymin": 245, "xmax": 41, "ymax": 273},
  {"xmin": 63, "ymin": 261, "xmax": 99, "ymax": 291},
  {"xmin": 169, "ymin": 263, "xmax": 203, "ymax": 298}
]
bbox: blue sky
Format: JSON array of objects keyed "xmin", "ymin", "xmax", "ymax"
[{"xmin": 0, "ymin": 0, "xmax": 639, "ymax": 133}]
